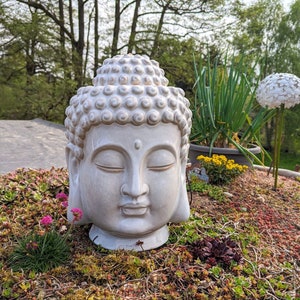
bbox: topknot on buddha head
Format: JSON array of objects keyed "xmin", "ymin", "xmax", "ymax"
[
  {"xmin": 93, "ymin": 53, "xmax": 169, "ymax": 87},
  {"xmin": 65, "ymin": 54, "xmax": 192, "ymax": 161}
]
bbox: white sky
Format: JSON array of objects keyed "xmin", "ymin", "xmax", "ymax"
[{"xmin": 282, "ymin": 0, "xmax": 294, "ymax": 10}]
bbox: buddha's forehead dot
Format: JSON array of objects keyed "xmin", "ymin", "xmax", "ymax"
[{"xmin": 134, "ymin": 139, "xmax": 142, "ymax": 150}]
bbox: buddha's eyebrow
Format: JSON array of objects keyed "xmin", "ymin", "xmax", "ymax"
[
  {"xmin": 90, "ymin": 144, "xmax": 125, "ymax": 159},
  {"xmin": 147, "ymin": 144, "xmax": 177, "ymax": 156}
]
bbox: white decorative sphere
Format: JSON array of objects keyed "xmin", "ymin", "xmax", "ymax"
[{"xmin": 256, "ymin": 73, "xmax": 300, "ymax": 109}]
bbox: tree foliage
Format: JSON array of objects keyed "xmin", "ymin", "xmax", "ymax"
[
  {"xmin": 0, "ymin": 0, "xmax": 226, "ymax": 122},
  {"xmin": 0, "ymin": 0, "xmax": 299, "ymax": 155},
  {"xmin": 274, "ymin": 0, "xmax": 300, "ymax": 155},
  {"xmin": 273, "ymin": 0, "xmax": 300, "ymax": 75},
  {"xmin": 229, "ymin": 0, "xmax": 300, "ymax": 154}
]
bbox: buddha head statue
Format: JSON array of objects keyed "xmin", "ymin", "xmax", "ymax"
[{"xmin": 64, "ymin": 54, "xmax": 192, "ymax": 250}]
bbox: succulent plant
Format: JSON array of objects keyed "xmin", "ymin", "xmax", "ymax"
[{"xmin": 189, "ymin": 236, "xmax": 242, "ymax": 267}]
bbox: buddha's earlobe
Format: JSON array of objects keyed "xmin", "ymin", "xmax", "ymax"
[
  {"xmin": 65, "ymin": 147, "xmax": 90, "ymax": 224},
  {"xmin": 65, "ymin": 147, "xmax": 79, "ymax": 187},
  {"xmin": 169, "ymin": 160, "xmax": 190, "ymax": 222}
]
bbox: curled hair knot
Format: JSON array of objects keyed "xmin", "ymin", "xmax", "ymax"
[
  {"xmin": 101, "ymin": 110, "xmax": 114, "ymax": 124},
  {"xmin": 155, "ymin": 98, "xmax": 167, "ymax": 109},
  {"xmin": 146, "ymin": 86, "xmax": 158, "ymax": 96},
  {"xmin": 118, "ymin": 86, "xmax": 130, "ymax": 95},
  {"xmin": 147, "ymin": 110, "xmax": 161, "ymax": 125},
  {"xmin": 124, "ymin": 96, "xmax": 138, "ymax": 109},
  {"xmin": 95, "ymin": 98, "xmax": 106, "ymax": 110},
  {"xmin": 140, "ymin": 97, "xmax": 152, "ymax": 109},
  {"xmin": 116, "ymin": 110, "xmax": 129, "ymax": 124},
  {"xmin": 132, "ymin": 86, "xmax": 144, "ymax": 95},
  {"xmin": 132, "ymin": 111, "xmax": 146, "ymax": 125},
  {"xmin": 162, "ymin": 110, "xmax": 174, "ymax": 123},
  {"xmin": 109, "ymin": 96, "xmax": 121, "ymax": 108},
  {"xmin": 103, "ymin": 85, "xmax": 114, "ymax": 95}
]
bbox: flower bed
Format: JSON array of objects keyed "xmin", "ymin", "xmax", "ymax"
[{"xmin": 0, "ymin": 167, "xmax": 299, "ymax": 299}]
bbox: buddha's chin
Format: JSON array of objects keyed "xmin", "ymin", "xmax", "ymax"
[{"xmin": 107, "ymin": 217, "xmax": 166, "ymax": 237}]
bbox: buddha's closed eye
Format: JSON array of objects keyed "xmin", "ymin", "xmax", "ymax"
[
  {"xmin": 147, "ymin": 149, "xmax": 175, "ymax": 172},
  {"xmin": 93, "ymin": 148, "xmax": 176, "ymax": 173},
  {"xmin": 93, "ymin": 149, "xmax": 125, "ymax": 173}
]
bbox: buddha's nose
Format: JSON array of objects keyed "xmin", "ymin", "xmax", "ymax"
[{"xmin": 121, "ymin": 169, "xmax": 149, "ymax": 199}]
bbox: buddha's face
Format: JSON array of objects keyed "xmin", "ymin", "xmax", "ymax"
[{"xmin": 70, "ymin": 123, "xmax": 187, "ymax": 237}]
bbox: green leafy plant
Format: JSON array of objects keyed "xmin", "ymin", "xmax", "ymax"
[
  {"xmin": 8, "ymin": 231, "xmax": 70, "ymax": 272},
  {"xmin": 196, "ymin": 154, "xmax": 248, "ymax": 185},
  {"xmin": 187, "ymin": 173, "xmax": 225, "ymax": 201},
  {"xmin": 8, "ymin": 193, "xmax": 82, "ymax": 273},
  {"xmin": 191, "ymin": 55, "xmax": 274, "ymax": 164}
]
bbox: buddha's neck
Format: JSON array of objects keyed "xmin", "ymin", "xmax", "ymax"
[{"xmin": 89, "ymin": 224, "xmax": 169, "ymax": 251}]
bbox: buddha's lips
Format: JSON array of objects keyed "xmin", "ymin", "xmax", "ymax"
[{"xmin": 120, "ymin": 205, "xmax": 149, "ymax": 216}]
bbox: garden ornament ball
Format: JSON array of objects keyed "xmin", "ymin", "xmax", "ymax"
[{"xmin": 64, "ymin": 54, "xmax": 192, "ymax": 250}]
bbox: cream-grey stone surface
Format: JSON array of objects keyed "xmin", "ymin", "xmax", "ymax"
[
  {"xmin": 0, "ymin": 118, "xmax": 66, "ymax": 174},
  {"xmin": 65, "ymin": 53, "xmax": 193, "ymax": 250}
]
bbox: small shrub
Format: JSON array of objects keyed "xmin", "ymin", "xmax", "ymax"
[{"xmin": 196, "ymin": 154, "xmax": 248, "ymax": 185}]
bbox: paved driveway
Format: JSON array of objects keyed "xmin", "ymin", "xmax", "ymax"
[{"xmin": 0, "ymin": 119, "xmax": 67, "ymax": 174}]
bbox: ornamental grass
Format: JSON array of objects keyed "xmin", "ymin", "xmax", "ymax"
[{"xmin": 191, "ymin": 55, "xmax": 275, "ymax": 165}]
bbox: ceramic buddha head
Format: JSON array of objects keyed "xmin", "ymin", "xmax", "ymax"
[{"xmin": 64, "ymin": 54, "xmax": 192, "ymax": 250}]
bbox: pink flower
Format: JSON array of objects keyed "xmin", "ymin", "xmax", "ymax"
[
  {"xmin": 56, "ymin": 192, "xmax": 68, "ymax": 201},
  {"xmin": 61, "ymin": 201, "xmax": 68, "ymax": 208},
  {"xmin": 71, "ymin": 208, "xmax": 83, "ymax": 222},
  {"xmin": 40, "ymin": 215, "xmax": 53, "ymax": 226}
]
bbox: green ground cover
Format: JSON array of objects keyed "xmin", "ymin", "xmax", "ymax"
[{"xmin": 0, "ymin": 168, "xmax": 299, "ymax": 299}]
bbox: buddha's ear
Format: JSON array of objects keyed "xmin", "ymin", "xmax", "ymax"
[
  {"xmin": 65, "ymin": 146, "xmax": 79, "ymax": 187},
  {"xmin": 65, "ymin": 146, "xmax": 90, "ymax": 224},
  {"xmin": 169, "ymin": 159, "xmax": 190, "ymax": 223}
]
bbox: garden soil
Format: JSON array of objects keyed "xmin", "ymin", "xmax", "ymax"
[{"xmin": 0, "ymin": 119, "xmax": 67, "ymax": 174}]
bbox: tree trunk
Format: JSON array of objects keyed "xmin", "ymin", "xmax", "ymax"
[
  {"xmin": 127, "ymin": 0, "xmax": 141, "ymax": 54},
  {"xmin": 25, "ymin": 7, "xmax": 37, "ymax": 77},
  {"xmin": 74, "ymin": 0, "xmax": 85, "ymax": 87},
  {"xmin": 150, "ymin": 0, "xmax": 171, "ymax": 57},
  {"xmin": 111, "ymin": 0, "xmax": 121, "ymax": 56},
  {"xmin": 94, "ymin": 0, "xmax": 99, "ymax": 76},
  {"xmin": 58, "ymin": 0, "xmax": 67, "ymax": 73}
]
